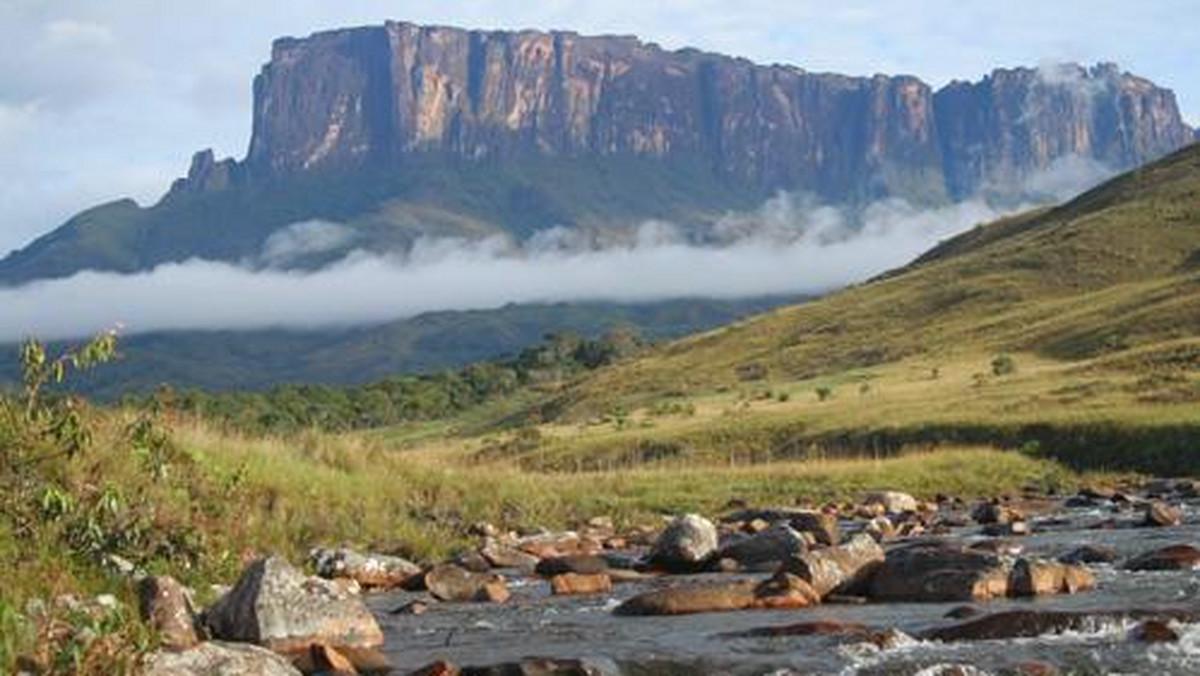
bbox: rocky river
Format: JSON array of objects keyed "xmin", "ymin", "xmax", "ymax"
[
  {"xmin": 369, "ymin": 490, "xmax": 1200, "ymax": 675},
  {"xmin": 141, "ymin": 483, "xmax": 1200, "ymax": 676}
]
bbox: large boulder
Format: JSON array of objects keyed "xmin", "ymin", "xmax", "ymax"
[
  {"xmin": 614, "ymin": 572, "xmax": 820, "ymax": 616},
  {"xmin": 142, "ymin": 641, "xmax": 302, "ymax": 676},
  {"xmin": 1008, "ymin": 559, "xmax": 1095, "ymax": 597},
  {"xmin": 869, "ymin": 543, "xmax": 1095, "ymax": 602},
  {"xmin": 203, "ymin": 556, "xmax": 384, "ymax": 653},
  {"xmin": 550, "ymin": 573, "xmax": 613, "ymax": 596},
  {"xmin": 783, "ymin": 533, "xmax": 884, "ymax": 598},
  {"xmin": 649, "ymin": 514, "xmax": 719, "ymax": 572},
  {"xmin": 867, "ymin": 542, "xmax": 1012, "ymax": 602},
  {"xmin": 715, "ymin": 524, "xmax": 808, "ymax": 570},
  {"xmin": 424, "ymin": 564, "xmax": 510, "ymax": 603},
  {"xmin": 971, "ymin": 501, "xmax": 1023, "ymax": 526},
  {"xmin": 309, "ymin": 548, "xmax": 422, "ymax": 590},
  {"xmin": 137, "ymin": 576, "xmax": 200, "ymax": 651},
  {"xmin": 1124, "ymin": 544, "xmax": 1200, "ymax": 571},
  {"xmin": 1141, "ymin": 501, "xmax": 1183, "ymax": 527},
  {"xmin": 863, "ymin": 491, "xmax": 919, "ymax": 515}
]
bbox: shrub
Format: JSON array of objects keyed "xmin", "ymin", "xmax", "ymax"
[
  {"xmin": 735, "ymin": 362, "xmax": 769, "ymax": 382},
  {"xmin": 815, "ymin": 386, "xmax": 834, "ymax": 402},
  {"xmin": 991, "ymin": 354, "xmax": 1017, "ymax": 376}
]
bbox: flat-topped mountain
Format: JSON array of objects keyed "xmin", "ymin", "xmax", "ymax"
[{"xmin": 0, "ymin": 22, "xmax": 1192, "ymax": 285}]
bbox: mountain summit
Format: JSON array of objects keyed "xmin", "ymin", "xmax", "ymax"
[{"xmin": 0, "ymin": 22, "xmax": 1192, "ymax": 285}]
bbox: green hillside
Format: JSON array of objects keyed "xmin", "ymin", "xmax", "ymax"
[{"xmin": 448, "ymin": 143, "xmax": 1200, "ymax": 473}]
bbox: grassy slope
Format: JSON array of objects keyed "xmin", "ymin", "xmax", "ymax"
[{"xmin": 438, "ymin": 144, "xmax": 1200, "ymax": 472}]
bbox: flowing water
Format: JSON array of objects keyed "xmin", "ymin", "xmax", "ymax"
[{"xmin": 369, "ymin": 500, "xmax": 1200, "ymax": 675}]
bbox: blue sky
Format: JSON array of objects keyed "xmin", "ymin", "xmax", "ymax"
[{"xmin": 0, "ymin": 0, "xmax": 1197, "ymax": 253}]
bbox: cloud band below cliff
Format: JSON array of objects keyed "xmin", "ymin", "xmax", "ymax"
[{"xmin": 0, "ymin": 196, "xmax": 1016, "ymax": 342}]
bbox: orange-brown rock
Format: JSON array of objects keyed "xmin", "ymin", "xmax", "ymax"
[
  {"xmin": 137, "ymin": 576, "xmax": 200, "ymax": 651},
  {"xmin": 550, "ymin": 573, "xmax": 613, "ymax": 596}
]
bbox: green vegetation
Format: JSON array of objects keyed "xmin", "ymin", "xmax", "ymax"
[
  {"xmin": 149, "ymin": 329, "xmax": 640, "ymax": 435},
  {"xmin": 0, "ymin": 297, "xmax": 801, "ymax": 396}
]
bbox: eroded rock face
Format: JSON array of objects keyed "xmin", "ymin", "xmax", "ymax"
[
  {"xmin": 142, "ymin": 641, "xmax": 302, "ymax": 676},
  {"xmin": 202, "ymin": 556, "xmax": 384, "ymax": 653},
  {"xmin": 649, "ymin": 514, "xmax": 719, "ymax": 572}
]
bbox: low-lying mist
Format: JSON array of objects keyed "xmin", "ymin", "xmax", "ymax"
[{"xmin": 0, "ymin": 157, "xmax": 1110, "ymax": 342}]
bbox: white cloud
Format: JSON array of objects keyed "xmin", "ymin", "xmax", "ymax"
[
  {"xmin": 260, "ymin": 220, "xmax": 357, "ymax": 266},
  {"xmin": 43, "ymin": 19, "xmax": 117, "ymax": 49},
  {"xmin": 1021, "ymin": 154, "xmax": 1114, "ymax": 201},
  {"xmin": 0, "ymin": 100, "xmax": 40, "ymax": 146},
  {"xmin": 0, "ymin": 194, "xmax": 1013, "ymax": 342}
]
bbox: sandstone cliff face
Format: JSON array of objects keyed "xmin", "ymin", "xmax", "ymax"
[
  {"xmin": 934, "ymin": 63, "xmax": 1194, "ymax": 197},
  {"xmin": 222, "ymin": 22, "xmax": 1192, "ymax": 204},
  {"xmin": 240, "ymin": 22, "xmax": 947, "ymax": 202}
]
